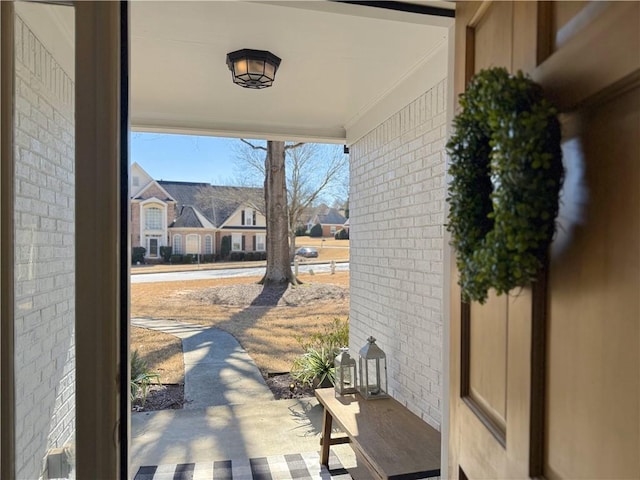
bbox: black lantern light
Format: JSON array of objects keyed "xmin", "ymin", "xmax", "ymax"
[{"xmin": 226, "ymin": 49, "xmax": 281, "ymax": 89}]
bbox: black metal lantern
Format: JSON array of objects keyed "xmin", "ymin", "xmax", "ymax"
[
  {"xmin": 226, "ymin": 49, "xmax": 281, "ymax": 89},
  {"xmin": 358, "ymin": 336, "xmax": 389, "ymax": 399},
  {"xmin": 334, "ymin": 348, "xmax": 357, "ymax": 396}
]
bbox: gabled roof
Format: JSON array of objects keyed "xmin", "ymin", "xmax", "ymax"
[
  {"xmin": 159, "ymin": 181, "xmax": 263, "ymax": 228},
  {"xmin": 171, "ymin": 205, "xmax": 215, "ymax": 229},
  {"xmin": 316, "ymin": 208, "xmax": 347, "ymax": 226},
  {"xmin": 133, "ymin": 182, "xmax": 175, "ymax": 203}
]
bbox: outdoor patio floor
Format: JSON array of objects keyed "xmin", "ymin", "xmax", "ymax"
[{"xmin": 130, "ymin": 388, "xmax": 357, "ymax": 479}]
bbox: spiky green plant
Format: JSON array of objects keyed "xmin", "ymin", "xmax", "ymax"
[
  {"xmin": 130, "ymin": 350, "xmax": 160, "ymax": 407},
  {"xmin": 291, "ymin": 347, "xmax": 336, "ymax": 388}
]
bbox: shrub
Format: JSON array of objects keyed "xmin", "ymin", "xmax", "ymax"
[
  {"xmin": 221, "ymin": 236, "xmax": 231, "ymax": 259},
  {"xmin": 183, "ymin": 254, "xmax": 194, "ymax": 264},
  {"xmin": 291, "ymin": 317, "xmax": 349, "ymax": 388},
  {"xmin": 203, "ymin": 254, "xmax": 214, "ymax": 263},
  {"xmin": 296, "ymin": 317, "xmax": 349, "ymax": 353},
  {"xmin": 170, "ymin": 254, "xmax": 183, "ymax": 264},
  {"xmin": 159, "ymin": 246, "xmax": 172, "ymax": 262},
  {"xmin": 309, "ymin": 223, "xmax": 323, "ymax": 238},
  {"xmin": 132, "ymin": 247, "xmax": 146, "ymax": 264},
  {"xmin": 334, "ymin": 229, "xmax": 349, "ymax": 240},
  {"xmin": 229, "ymin": 251, "xmax": 245, "ymax": 261},
  {"xmin": 245, "ymin": 251, "xmax": 256, "ymax": 261},
  {"xmin": 295, "ymin": 226, "xmax": 308, "ymax": 237},
  {"xmin": 130, "ymin": 350, "xmax": 160, "ymax": 407}
]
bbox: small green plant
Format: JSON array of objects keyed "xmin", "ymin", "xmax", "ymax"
[
  {"xmin": 291, "ymin": 318, "xmax": 349, "ymax": 388},
  {"xmin": 221, "ymin": 235, "xmax": 232, "ymax": 259},
  {"xmin": 309, "ymin": 223, "xmax": 323, "ymax": 238},
  {"xmin": 159, "ymin": 246, "xmax": 172, "ymax": 263},
  {"xmin": 132, "ymin": 247, "xmax": 146, "ymax": 264},
  {"xmin": 130, "ymin": 350, "xmax": 160, "ymax": 407},
  {"xmin": 291, "ymin": 347, "xmax": 335, "ymax": 388},
  {"xmin": 334, "ymin": 229, "xmax": 349, "ymax": 240}
]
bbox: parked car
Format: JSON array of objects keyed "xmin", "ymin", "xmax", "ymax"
[{"xmin": 296, "ymin": 247, "xmax": 318, "ymax": 258}]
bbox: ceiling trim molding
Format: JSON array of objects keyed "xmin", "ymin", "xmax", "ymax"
[
  {"xmin": 254, "ymin": 1, "xmax": 454, "ymax": 28},
  {"xmin": 132, "ymin": 122, "xmax": 346, "ymax": 145},
  {"xmin": 336, "ymin": 1, "xmax": 455, "ymax": 18}
]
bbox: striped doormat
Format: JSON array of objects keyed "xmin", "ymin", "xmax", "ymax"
[{"xmin": 134, "ymin": 451, "xmax": 352, "ymax": 480}]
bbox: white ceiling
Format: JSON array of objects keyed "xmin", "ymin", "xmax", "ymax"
[{"xmin": 131, "ymin": 1, "xmax": 453, "ymax": 144}]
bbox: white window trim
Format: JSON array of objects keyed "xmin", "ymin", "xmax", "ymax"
[
  {"xmin": 244, "ymin": 209, "xmax": 253, "ymax": 226},
  {"xmin": 204, "ymin": 235, "xmax": 213, "ymax": 255},
  {"xmin": 256, "ymin": 234, "xmax": 266, "ymax": 252},
  {"xmin": 186, "ymin": 234, "xmax": 200, "ymax": 255},
  {"xmin": 173, "ymin": 234, "xmax": 183, "ymax": 254},
  {"xmin": 139, "ymin": 199, "xmax": 167, "ymax": 237},
  {"xmin": 232, "ymin": 233, "xmax": 242, "ymax": 252}
]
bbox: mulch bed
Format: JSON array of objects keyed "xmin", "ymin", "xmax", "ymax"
[
  {"xmin": 186, "ymin": 283, "xmax": 348, "ymax": 307},
  {"xmin": 133, "ymin": 375, "xmax": 313, "ymax": 412},
  {"xmin": 132, "ymin": 384, "xmax": 184, "ymax": 412},
  {"xmin": 265, "ymin": 372, "xmax": 315, "ymax": 400}
]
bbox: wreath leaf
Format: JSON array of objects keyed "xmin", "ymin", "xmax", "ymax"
[{"xmin": 446, "ymin": 68, "xmax": 564, "ymax": 304}]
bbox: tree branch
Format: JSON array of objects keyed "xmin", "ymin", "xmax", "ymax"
[
  {"xmin": 240, "ymin": 138, "xmax": 267, "ymax": 151},
  {"xmin": 284, "ymin": 142, "xmax": 305, "ymax": 151}
]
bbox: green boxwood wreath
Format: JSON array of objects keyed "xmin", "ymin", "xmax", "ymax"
[{"xmin": 446, "ymin": 68, "xmax": 564, "ymax": 304}]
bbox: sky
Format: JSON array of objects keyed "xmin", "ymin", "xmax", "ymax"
[{"xmin": 131, "ymin": 132, "xmax": 242, "ymax": 185}]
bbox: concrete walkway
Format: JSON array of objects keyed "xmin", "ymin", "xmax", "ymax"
[
  {"xmin": 130, "ymin": 318, "xmax": 357, "ymax": 478},
  {"xmin": 131, "ymin": 318, "xmax": 273, "ymax": 408}
]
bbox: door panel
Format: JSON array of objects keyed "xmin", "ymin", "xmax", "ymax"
[
  {"xmin": 546, "ymin": 84, "xmax": 639, "ymax": 480},
  {"xmin": 450, "ymin": 2, "xmax": 640, "ymax": 479},
  {"xmin": 468, "ymin": 294, "xmax": 508, "ymax": 434},
  {"xmin": 473, "ymin": 2, "xmax": 513, "ymax": 72}
]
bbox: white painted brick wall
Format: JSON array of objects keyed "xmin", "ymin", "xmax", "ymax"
[
  {"xmin": 350, "ymin": 79, "xmax": 447, "ymax": 430},
  {"xmin": 14, "ymin": 15, "xmax": 75, "ymax": 480}
]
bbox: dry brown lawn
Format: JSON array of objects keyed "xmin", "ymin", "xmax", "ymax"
[
  {"xmin": 131, "ymin": 271, "xmax": 350, "ymax": 376},
  {"xmin": 131, "ymin": 327, "xmax": 184, "ymax": 384}
]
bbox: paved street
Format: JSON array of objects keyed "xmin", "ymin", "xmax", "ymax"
[{"xmin": 130, "ymin": 262, "xmax": 349, "ymax": 283}]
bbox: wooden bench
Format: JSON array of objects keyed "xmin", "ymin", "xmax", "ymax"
[{"xmin": 315, "ymin": 388, "xmax": 441, "ymax": 479}]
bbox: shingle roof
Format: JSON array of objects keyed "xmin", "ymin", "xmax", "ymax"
[
  {"xmin": 159, "ymin": 181, "xmax": 263, "ymax": 228},
  {"xmin": 316, "ymin": 208, "xmax": 346, "ymax": 225},
  {"xmin": 170, "ymin": 205, "xmax": 218, "ymax": 229}
]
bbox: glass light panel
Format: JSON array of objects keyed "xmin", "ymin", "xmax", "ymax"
[
  {"xmin": 335, "ymin": 348, "xmax": 357, "ymax": 395},
  {"xmin": 264, "ymin": 62, "xmax": 276, "ymax": 79},
  {"xmin": 234, "ymin": 59, "xmax": 248, "ymax": 75},
  {"xmin": 248, "ymin": 59, "xmax": 264, "ymax": 76}
]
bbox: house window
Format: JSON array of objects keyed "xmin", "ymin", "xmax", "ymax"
[
  {"xmin": 243, "ymin": 209, "xmax": 256, "ymax": 226},
  {"xmin": 173, "ymin": 234, "xmax": 182, "ymax": 254},
  {"xmin": 232, "ymin": 233, "xmax": 242, "ymax": 252},
  {"xmin": 204, "ymin": 235, "xmax": 213, "ymax": 255},
  {"xmin": 186, "ymin": 234, "xmax": 200, "ymax": 254},
  {"xmin": 133, "ymin": 175, "xmax": 139, "ymax": 187},
  {"xmin": 256, "ymin": 234, "xmax": 266, "ymax": 251},
  {"xmin": 145, "ymin": 206, "xmax": 162, "ymax": 230},
  {"xmin": 330, "ymin": 226, "xmax": 337, "ymax": 235}
]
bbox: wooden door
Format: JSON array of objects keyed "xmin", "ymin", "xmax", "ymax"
[{"xmin": 449, "ymin": 2, "xmax": 640, "ymax": 478}]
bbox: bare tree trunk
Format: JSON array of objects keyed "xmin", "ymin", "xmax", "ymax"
[
  {"xmin": 259, "ymin": 140, "xmax": 300, "ymax": 286},
  {"xmin": 289, "ymin": 229, "xmax": 297, "ymax": 263}
]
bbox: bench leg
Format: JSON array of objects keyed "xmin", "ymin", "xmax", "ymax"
[{"xmin": 320, "ymin": 407, "xmax": 333, "ymax": 465}]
